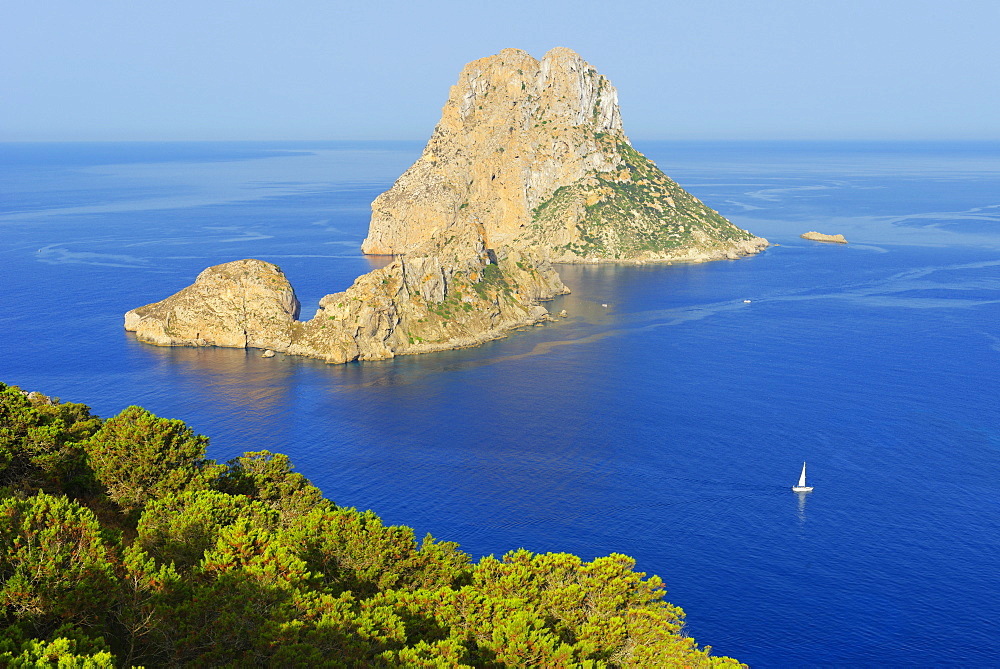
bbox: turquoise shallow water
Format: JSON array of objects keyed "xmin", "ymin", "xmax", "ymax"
[{"xmin": 2, "ymin": 140, "xmax": 999, "ymax": 665}]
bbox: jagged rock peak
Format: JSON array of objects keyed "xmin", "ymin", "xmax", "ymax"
[
  {"xmin": 362, "ymin": 47, "xmax": 627, "ymax": 255},
  {"xmin": 452, "ymin": 47, "xmax": 622, "ymax": 134},
  {"xmin": 362, "ymin": 47, "xmax": 767, "ymax": 263}
]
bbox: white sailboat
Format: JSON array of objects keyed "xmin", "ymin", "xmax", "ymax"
[{"xmin": 792, "ymin": 462, "xmax": 813, "ymax": 492}]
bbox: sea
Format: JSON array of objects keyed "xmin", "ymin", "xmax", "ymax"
[{"xmin": 2, "ymin": 139, "xmax": 999, "ymax": 666}]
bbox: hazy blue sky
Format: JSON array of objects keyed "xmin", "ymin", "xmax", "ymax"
[{"xmin": 4, "ymin": 0, "xmax": 998, "ymax": 141}]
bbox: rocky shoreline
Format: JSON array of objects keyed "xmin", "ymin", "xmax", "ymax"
[
  {"xmin": 126, "ymin": 229, "xmax": 568, "ymax": 364},
  {"xmin": 549, "ymin": 237, "xmax": 770, "ymax": 265}
]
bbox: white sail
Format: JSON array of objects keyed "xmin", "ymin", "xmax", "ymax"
[{"xmin": 798, "ymin": 462, "xmax": 807, "ymax": 488}]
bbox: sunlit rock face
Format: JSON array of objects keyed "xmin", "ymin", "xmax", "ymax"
[
  {"xmin": 124, "ymin": 259, "xmax": 300, "ymax": 350},
  {"xmin": 363, "ymin": 47, "xmax": 767, "ymax": 263}
]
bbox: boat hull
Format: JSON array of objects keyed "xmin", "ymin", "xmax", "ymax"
[{"xmin": 792, "ymin": 486, "xmax": 813, "ymax": 493}]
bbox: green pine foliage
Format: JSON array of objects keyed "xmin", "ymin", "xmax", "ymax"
[
  {"xmin": 527, "ymin": 136, "xmax": 759, "ymax": 261},
  {"xmin": 216, "ymin": 450, "xmax": 325, "ymax": 523},
  {"xmin": 0, "ymin": 493, "xmax": 116, "ymax": 630},
  {"xmin": 84, "ymin": 406, "xmax": 223, "ymax": 515},
  {"xmin": 0, "ymin": 382, "xmax": 744, "ymax": 667},
  {"xmin": 0, "ymin": 384, "xmax": 101, "ymax": 496},
  {"xmin": 0, "ymin": 625, "xmax": 116, "ymax": 667}
]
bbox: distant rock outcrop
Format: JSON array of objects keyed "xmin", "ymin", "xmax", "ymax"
[
  {"xmin": 126, "ymin": 47, "xmax": 770, "ymax": 363},
  {"xmin": 364, "ymin": 47, "xmax": 767, "ymax": 263},
  {"xmin": 801, "ymin": 231, "xmax": 848, "ymax": 244}
]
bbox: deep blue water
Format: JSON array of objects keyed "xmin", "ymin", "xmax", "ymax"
[{"xmin": 2, "ymin": 140, "xmax": 999, "ymax": 666}]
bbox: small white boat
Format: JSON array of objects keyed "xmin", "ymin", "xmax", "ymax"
[
  {"xmin": 743, "ymin": 299, "xmax": 752, "ymax": 303},
  {"xmin": 792, "ymin": 462, "xmax": 813, "ymax": 492}
]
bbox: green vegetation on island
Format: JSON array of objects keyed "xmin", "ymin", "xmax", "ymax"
[
  {"xmin": 0, "ymin": 382, "xmax": 743, "ymax": 667},
  {"xmin": 527, "ymin": 137, "xmax": 761, "ymax": 261}
]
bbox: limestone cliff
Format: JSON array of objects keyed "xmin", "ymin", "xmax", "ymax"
[
  {"xmin": 125, "ymin": 230, "xmax": 567, "ymax": 364},
  {"xmin": 363, "ymin": 47, "xmax": 767, "ymax": 262}
]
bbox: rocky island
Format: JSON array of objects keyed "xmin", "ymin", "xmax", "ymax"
[
  {"xmin": 801, "ymin": 231, "xmax": 848, "ymax": 243},
  {"xmin": 126, "ymin": 47, "xmax": 768, "ymax": 363}
]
